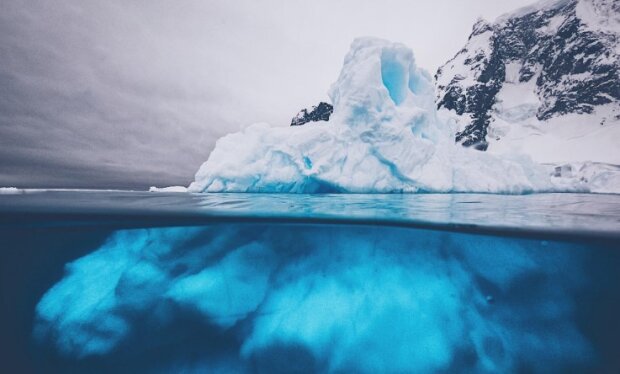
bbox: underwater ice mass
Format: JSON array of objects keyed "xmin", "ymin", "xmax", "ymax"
[
  {"xmin": 35, "ymin": 224, "xmax": 594, "ymax": 372},
  {"xmin": 188, "ymin": 38, "xmax": 588, "ymax": 194}
]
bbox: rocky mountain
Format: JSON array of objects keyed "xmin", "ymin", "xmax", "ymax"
[
  {"xmin": 436, "ymin": 0, "xmax": 619, "ymax": 163},
  {"xmin": 290, "ymin": 102, "xmax": 333, "ymax": 126}
]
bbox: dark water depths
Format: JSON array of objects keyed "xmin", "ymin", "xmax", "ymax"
[{"xmin": 0, "ymin": 191, "xmax": 619, "ymax": 373}]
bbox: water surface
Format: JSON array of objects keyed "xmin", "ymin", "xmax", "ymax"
[
  {"xmin": 2, "ymin": 190, "xmax": 619, "ymax": 238},
  {"xmin": 0, "ymin": 191, "xmax": 619, "ymax": 372}
]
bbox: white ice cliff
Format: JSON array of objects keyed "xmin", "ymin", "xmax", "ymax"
[{"xmin": 188, "ymin": 38, "xmax": 588, "ymax": 194}]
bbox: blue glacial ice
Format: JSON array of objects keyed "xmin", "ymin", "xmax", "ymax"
[
  {"xmin": 188, "ymin": 38, "xmax": 585, "ymax": 194},
  {"xmin": 34, "ymin": 224, "xmax": 595, "ymax": 372}
]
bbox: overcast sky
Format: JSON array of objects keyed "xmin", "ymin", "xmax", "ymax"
[{"xmin": 0, "ymin": 0, "xmax": 535, "ymax": 189}]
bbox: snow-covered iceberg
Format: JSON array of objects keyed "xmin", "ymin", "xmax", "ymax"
[{"xmin": 188, "ymin": 38, "xmax": 583, "ymax": 194}]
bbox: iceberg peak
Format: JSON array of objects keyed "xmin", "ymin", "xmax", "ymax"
[
  {"xmin": 188, "ymin": 38, "xmax": 582, "ymax": 194},
  {"xmin": 328, "ymin": 38, "xmax": 437, "ymax": 136}
]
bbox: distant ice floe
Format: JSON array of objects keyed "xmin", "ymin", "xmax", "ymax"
[
  {"xmin": 34, "ymin": 224, "xmax": 595, "ymax": 372},
  {"xmin": 0, "ymin": 187, "xmax": 49, "ymax": 194},
  {"xmin": 187, "ymin": 38, "xmax": 612, "ymax": 194},
  {"xmin": 0, "ymin": 187, "xmax": 21, "ymax": 194},
  {"xmin": 148, "ymin": 185, "xmax": 188, "ymax": 193}
]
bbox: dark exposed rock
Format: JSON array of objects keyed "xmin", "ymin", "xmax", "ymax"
[{"xmin": 290, "ymin": 102, "xmax": 333, "ymax": 126}]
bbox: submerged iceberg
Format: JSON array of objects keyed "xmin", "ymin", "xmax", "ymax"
[
  {"xmin": 34, "ymin": 224, "xmax": 596, "ymax": 372},
  {"xmin": 189, "ymin": 38, "xmax": 582, "ymax": 194}
]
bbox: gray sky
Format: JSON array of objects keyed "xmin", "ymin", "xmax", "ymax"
[{"xmin": 0, "ymin": 0, "xmax": 534, "ymax": 189}]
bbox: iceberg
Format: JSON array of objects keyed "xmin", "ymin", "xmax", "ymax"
[
  {"xmin": 188, "ymin": 38, "xmax": 584, "ymax": 194},
  {"xmin": 34, "ymin": 224, "xmax": 594, "ymax": 371}
]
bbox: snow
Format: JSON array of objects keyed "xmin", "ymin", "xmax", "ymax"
[
  {"xmin": 495, "ymin": 0, "xmax": 620, "ymax": 35},
  {"xmin": 576, "ymin": 0, "xmax": 620, "ymax": 35},
  {"xmin": 503, "ymin": 62, "xmax": 522, "ymax": 84},
  {"xmin": 34, "ymin": 224, "xmax": 595, "ymax": 371},
  {"xmin": 568, "ymin": 72, "xmax": 594, "ymax": 81},
  {"xmin": 491, "ymin": 64, "xmax": 541, "ymax": 123},
  {"xmin": 189, "ymin": 38, "xmax": 586, "ymax": 194},
  {"xmin": 538, "ymin": 13, "xmax": 568, "ymax": 34},
  {"xmin": 495, "ymin": 0, "xmax": 573, "ymax": 24},
  {"xmin": 487, "ymin": 103, "xmax": 620, "ymax": 166},
  {"xmin": 436, "ymin": 28, "xmax": 493, "ymax": 90}
]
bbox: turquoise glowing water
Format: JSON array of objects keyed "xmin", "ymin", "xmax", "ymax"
[{"xmin": 1, "ymin": 191, "xmax": 619, "ymax": 372}]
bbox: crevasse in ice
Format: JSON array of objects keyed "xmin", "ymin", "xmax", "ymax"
[{"xmin": 188, "ymin": 37, "xmax": 582, "ymax": 193}]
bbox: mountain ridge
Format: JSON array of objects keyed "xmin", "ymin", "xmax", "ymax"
[{"xmin": 435, "ymin": 0, "xmax": 619, "ymax": 160}]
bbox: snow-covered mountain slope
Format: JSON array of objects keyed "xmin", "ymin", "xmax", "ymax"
[
  {"xmin": 436, "ymin": 0, "xmax": 619, "ymax": 164},
  {"xmin": 188, "ymin": 38, "xmax": 593, "ymax": 194},
  {"xmin": 290, "ymin": 102, "xmax": 333, "ymax": 126}
]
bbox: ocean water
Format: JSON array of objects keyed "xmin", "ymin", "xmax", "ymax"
[{"xmin": 1, "ymin": 191, "xmax": 619, "ymax": 373}]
